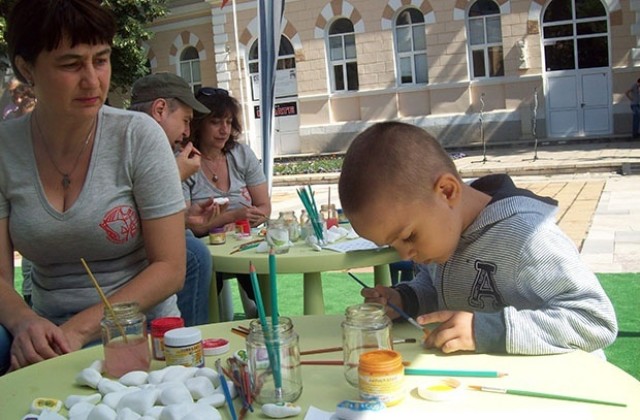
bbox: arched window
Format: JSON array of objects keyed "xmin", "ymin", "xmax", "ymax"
[
  {"xmin": 179, "ymin": 46, "xmax": 202, "ymax": 93},
  {"xmin": 327, "ymin": 18, "xmax": 359, "ymax": 92},
  {"xmin": 542, "ymin": 0, "xmax": 608, "ymax": 71},
  {"xmin": 248, "ymin": 36, "xmax": 296, "ymax": 75},
  {"xmin": 467, "ymin": 0, "xmax": 504, "ymax": 78},
  {"xmin": 394, "ymin": 8, "xmax": 428, "ymax": 85},
  {"xmin": 248, "ymin": 36, "xmax": 296, "ymax": 101}
]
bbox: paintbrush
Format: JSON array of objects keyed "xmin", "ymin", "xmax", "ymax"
[
  {"xmin": 467, "ymin": 385, "xmax": 626, "ymax": 407},
  {"xmin": 216, "ymin": 359, "xmax": 238, "ymax": 420},
  {"xmin": 347, "ymin": 272, "xmax": 425, "ymax": 331},
  {"xmin": 300, "ymin": 338, "xmax": 417, "ymax": 356},
  {"xmin": 230, "ymin": 241, "xmax": 263, "ymax": 255},
  {"xmin": 80, "ymin": 258, "xmax": 127, "ymax": 343}
]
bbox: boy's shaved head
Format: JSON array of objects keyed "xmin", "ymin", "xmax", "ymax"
[{"xmin": 339, "ymin": 122, "xmax": 460, "ymax": 215}]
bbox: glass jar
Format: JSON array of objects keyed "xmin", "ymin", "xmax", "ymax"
[
  {"xmin": 278, "ymin": 210, "xmax": 300, "ymax": 242},
  {"xmin": 246, "ymin": 317, "xmax": 302, "ymax": 404},
  {"xmin": 303, "ymin": 212, "xmax": 326, "ymax": 244},
  {"xmin": 299, "ymin": 210, "xmax": 309, "ymax": 240},
  {"xmin": 266, "ymin": 218, "xmax": 290, "ymax": 254},
  {"xmin": 101, "ymin": 302, "xmax": 151, "ymax": 378},
  {"xmin": 341, "ymin": 303, "xmax": 392, "ymax": 387},
  {"xmin": 299, "ymin": 209, "xmax": 308, "ymax": 227}
]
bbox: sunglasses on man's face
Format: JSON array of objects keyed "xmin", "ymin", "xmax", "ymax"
[{"xmin": 196, "ymin": 87, "xmax": 229, "ymax": 98}]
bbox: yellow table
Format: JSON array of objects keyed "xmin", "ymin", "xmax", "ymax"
[
  {"xmin": 0, "ymin": 315, "xmax": 638, "ymax": 419},
  {"xmin": 206, "ymin": 235, "xmax": 400, "ymax": 323}
]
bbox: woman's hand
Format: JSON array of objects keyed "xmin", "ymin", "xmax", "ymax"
[
  {"xmin": 417, "ymin": 310, "xmax": 475, "ymax": 353},
  {"xmin": 360, "ymin": 285, "xmax": 404, "ymax": 320},
  {"xmin": 185, "ymin": 199, "xmax": 225, "ymax": 230},
  {"xmin": 238, "ymin": 205, "xmax": 267, "ymax": 227},
  {"xmin": 9, "ymin": 316, "xmax": 72, "ymax": 371}
]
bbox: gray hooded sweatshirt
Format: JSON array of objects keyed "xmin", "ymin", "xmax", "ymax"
[{"xmin": 394, "ymin": 174, "xmax": 617, "ymax": 355}]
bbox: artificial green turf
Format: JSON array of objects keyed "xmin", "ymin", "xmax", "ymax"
[
  {"xmin": 13, "ymin": 268, "xmax": 639, "ymax": 380},
  {"xmin": 597, "ymin": 273, "xmax": 640, "ymax": 381}
]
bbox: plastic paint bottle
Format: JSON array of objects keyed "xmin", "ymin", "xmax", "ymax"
[
  {"xmin": 163, "ymin": 327, "xmax": 204, "ymax": 368},
  {"xmin": 150, "ymin": 317, "xmax": 185, "ymax": 360},
  {"xmin": 358, "ymin": 350, "xmax": 405, "ymax": 406},
  {"xmin": 209, "ymin": 227, "xmax": 226, "ymax": 245}
]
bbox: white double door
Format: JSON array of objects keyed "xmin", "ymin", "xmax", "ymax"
[{"xmin": 544, "ymin": 68, "xmax": 611, "ymax": 138}]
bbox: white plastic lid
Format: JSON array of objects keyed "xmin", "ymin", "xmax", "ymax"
[{"xmin": 163, "ymin": 327, "xmax": 202, "ymax": 347}]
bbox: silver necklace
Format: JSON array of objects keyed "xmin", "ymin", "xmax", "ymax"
[
  {"xmin": 203, "ymin": 153, "xmax": 226, "ymax": 183},
  {"xmin": 34, "ymin": 113, "xmax": 96, "ymax": 191}
]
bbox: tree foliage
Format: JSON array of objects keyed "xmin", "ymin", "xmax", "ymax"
[{"xmin": 0, "ymin": 0, "xmax": 168, "ymax": 92}]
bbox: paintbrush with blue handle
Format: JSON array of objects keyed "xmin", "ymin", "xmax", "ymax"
[{"xmin": 347, "ymin": 272, "xmax": 425, "ymax": 331}]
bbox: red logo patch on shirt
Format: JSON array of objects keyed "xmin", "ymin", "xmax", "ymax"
[{"xmin": 99, "ymin": 205, "xmax": 139, "ymax": 244}]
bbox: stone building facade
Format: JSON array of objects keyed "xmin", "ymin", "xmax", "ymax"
[{"xmin": 143, "ymin": 0, "xmax": 640, "ymax": 157}]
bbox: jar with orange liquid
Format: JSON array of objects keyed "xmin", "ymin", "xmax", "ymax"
[{"xmin": 101, "ymin": 302, "xmax": 151, "ymax": 378}]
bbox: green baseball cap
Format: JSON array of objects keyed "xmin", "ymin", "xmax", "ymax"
[{"xmin": 131, "ymin": 72, "xmax": 210, "ymax": 114}]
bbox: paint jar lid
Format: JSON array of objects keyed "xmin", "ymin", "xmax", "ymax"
[
  {"xmin": 150, "ymin": 317, "xmax": 185, "ymax": 336},
  {"xmin": 164, "ymin": 327, "xmax": 202, "ymax": 347},
  {"xmin": 417, "ymin": 378, "xmax": 464, "ymax": 402},
  {"xmin": 203, "ymin": 338, "xmax": 230, "ymax": 356}
]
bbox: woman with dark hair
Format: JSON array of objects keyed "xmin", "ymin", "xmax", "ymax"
[
  {"xmin": 184, "ymin": 88, "xmax": 270, "ymax": 235},
  {"xmin": 0, "ymin": 0, "xmax": 186, "ymax": 374},
  {"xmin": 184, "ymin": 88, "xmax": 271, "ymax": 317}
]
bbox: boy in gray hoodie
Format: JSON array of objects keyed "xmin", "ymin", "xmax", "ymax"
[{"xmin": 338, "ymin": 121, "xmax": 617, "ymax": 356}]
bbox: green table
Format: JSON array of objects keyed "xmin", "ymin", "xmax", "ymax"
[
  {"xmin": 1, "ymin": 315, "xmax": 638, "ymax": 419},
  {"xmin": 206, "ymin": 235, "xmax": 400, "ymax": 323}
]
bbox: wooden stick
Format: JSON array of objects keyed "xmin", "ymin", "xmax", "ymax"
[
  {"xmin": 301, "ymin": 360, "xmax": 344, "ymax": 366},
  {"xmin": 300, "ymin": 346, "xmax": 343, "ymax": 356},
  {"xmin": 236, "ymin": 325, "xmax": 251, "ymax": 333},
  {"xmin": 80, "ymin": 258, "xmax": 127, "ymax": 343},
  {"xmin": 231, "ymin": 328, "xmax": 249, "ymax": 338}
]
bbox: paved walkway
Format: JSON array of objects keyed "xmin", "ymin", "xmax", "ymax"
[{"xmin": 272, "ymin": 140, "xmax": 640, "ymax": 274}]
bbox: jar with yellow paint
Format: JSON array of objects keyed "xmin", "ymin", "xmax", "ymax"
[{"xmin": 358, "ymin": 349, "xmax": 405, "ymax": 406}]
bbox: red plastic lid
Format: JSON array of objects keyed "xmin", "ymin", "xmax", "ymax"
[
  {"xmin": 203, "ymin": 338, "xmax": 230, "ymax": 356},
  {"xmin": 150, "ymin": 317, "xmax": 185, "ymax": 335}
]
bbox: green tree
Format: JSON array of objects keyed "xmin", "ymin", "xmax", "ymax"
[{"xmin": 0, "ymin": 0, "xmax": 168, "ymax": 92}]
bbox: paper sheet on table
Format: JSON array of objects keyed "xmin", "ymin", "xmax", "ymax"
[
  {"xmin": 322, "ymin": 237, "xmax": 386, "ymax": 253},
  {"xmin": 304, "ymin": 406, "xmax": 334, "ymax": 420},
  {"xmin": 304, "ymin": 405, "xmax": 593, "ymax": 420}
]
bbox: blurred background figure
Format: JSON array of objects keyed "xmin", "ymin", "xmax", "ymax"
[
  {"xmin": 0, "ymin": 78, "xmax": 20, "ymax": 117},
  {"xmin": 4, "ymin": 83, "xmax": 36, "ymax": 120}
]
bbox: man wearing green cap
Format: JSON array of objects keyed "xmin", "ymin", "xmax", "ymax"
[{"xmin": 130, "ymin": 72, "xmax": 219, "ymax": 326}]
